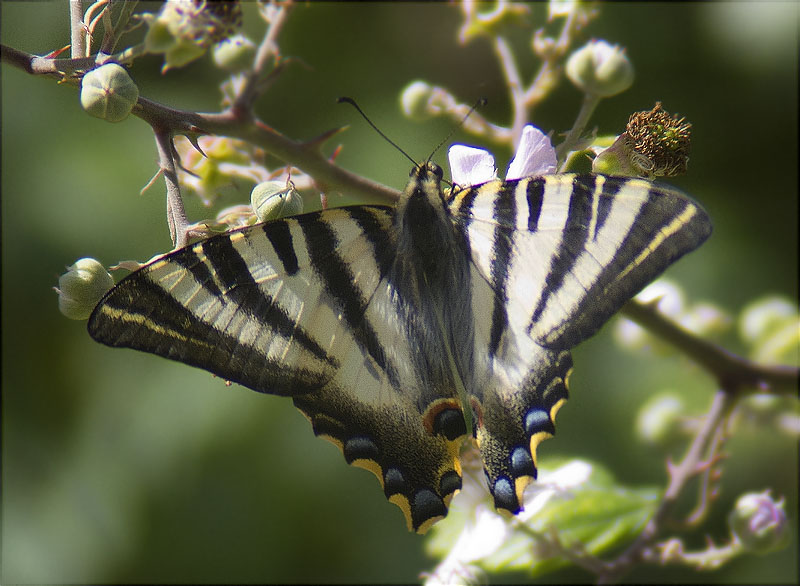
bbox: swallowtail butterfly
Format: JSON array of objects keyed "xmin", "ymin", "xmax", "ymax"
[{"xmin": 88, "ymin": 161, "xmax": 711, "ymax": 533}]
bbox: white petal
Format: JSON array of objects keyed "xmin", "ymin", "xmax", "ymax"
[
  {"xmin": 549, "ymin": 0, "xmax": 578, "ymax": 18},
  {"xmin": 506, "ymin": 125, "xmax": 557, "ymax": 180},
  {"xmin": 519, "ymin": 460, "xmax": 594, "ymax": 522},
  {"xmin": 448, "ymin": 144, "xmax": 497, "ymax": 186}
]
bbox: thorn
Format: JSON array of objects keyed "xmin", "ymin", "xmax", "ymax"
[
  {"xmin": 305, "ymin": 126, "xmax": 348, "ymax": 150},
  {"xmin": 140, "ymin": 168, "xmax": 164, "ymax": 195},
  {"xmin": 186, "ymin": 134, "xmax": 207, "ymax": 158},
  {"xmin": 666, "ymin": 457, "xmax": 678, "ymax": 476},
  {"xmin": 642, "ymin": 295, "xmax": 664, "ymax": 310},
  {"xmin": 44, "ymin": 45, "xmax": 71, "ymax": 59},
  {"xmin": 109, "ymin": 260, "xmax": 146, "ymax": 272},
  {"xmin": 329, "ymin": 144, "xmax": 343, "ymax": 162}
]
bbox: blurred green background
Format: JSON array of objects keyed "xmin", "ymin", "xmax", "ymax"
[{"xmin": 2, "ymin": 2, "xmax": 797, "ymax": 584}]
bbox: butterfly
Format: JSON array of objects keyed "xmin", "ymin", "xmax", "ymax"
[{"xmin": 88, "ymin": 156, "xmax": 711, "ymax": 533}]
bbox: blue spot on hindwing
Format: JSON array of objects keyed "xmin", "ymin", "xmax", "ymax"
[
  {"xmin": 524, "ymin": 407, "xmax": 553, "ymax": 435},
  {"xmin": 343, "ymin": 436, "xmax": 379, "ymax": 464},
  {"xmin": 510, "ymin": 447, "xmax": 535, "ymax": 477},
  {"xmin": 492, "ymin": 476, "xmax": 520, "ymax": 513}
]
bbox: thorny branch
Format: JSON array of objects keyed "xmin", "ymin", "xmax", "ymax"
[
  {"xmin": 597, "ymin": 390, "xmax": 734, "ymax": 584},
  {"xmin": 622, "ymin": 300, "xmax": 799, "ymax": 394},
  {"xmin": 154, "ymin": 130, "xmax": 189, "ymax": 248}
]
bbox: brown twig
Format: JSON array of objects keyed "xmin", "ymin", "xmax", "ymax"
[
  {"xmin": 598, "ymin": 390, "xmax": 734, "ymax": 583},
  {"xmin": 622, "ymin": 300, "xmax": 799, "ymax": 393}
]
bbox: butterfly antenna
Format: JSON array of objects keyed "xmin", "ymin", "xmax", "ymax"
[
  {"xmin": 337, "ymin": 97, "xmax": 417, "ymax": 167},
  {"xmin": 427, "ymin": 97, "xmax": 488, "ymax": 162}
]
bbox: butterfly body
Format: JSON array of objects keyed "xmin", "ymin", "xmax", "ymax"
[{"xmin": 89, "ymin": 164, "xmax": 711, "ymax": 533}]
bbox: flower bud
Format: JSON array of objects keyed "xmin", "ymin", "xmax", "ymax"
[
  {"xmin": 729, "ymin": 491, "xmax": 790, "ymax": 554},
  {"xmin": 251, "ymin": 181, "xmax": 303, "ymax": 222},
  {"xmin": 636, "ymin": 392, "xmax": 685, "ymax": 445},
  {"xmin": 212, "ymin": 34, "xmax": 256, "ymax": 72},
  {"xmin": 739, "ymin": 296, "xmax": 799, "ymax": 364},
  {"xmin": 566, "ymin": 40, "xmax": 634, "ymax": 98},
  {"xmin": 400, "ymin": 81, "xmax": 435, "ymax": 121},
  {"xmin": 80, "ymin": 64, "xmax": 139, "ymax": 123},
  {"xmin": 739, "ymin": 297, "xmax": 797, "ymax": 345},
  {"xmin": 56, "ymin": 258, "xmax": 114, "ymax": 320}
]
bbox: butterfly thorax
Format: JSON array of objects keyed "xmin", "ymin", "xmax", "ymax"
[
  {"xmin": 390, "ymin": 162, "xmax": 476, "ymax": 426},
  {"xmin": 394, "ymin": 163, "xmax": 464, "ymax": 294}
]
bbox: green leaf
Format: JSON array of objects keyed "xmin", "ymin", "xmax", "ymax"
[{"xmin": 424, "ymin": 459, "xmax": 660, "ymax": 582}]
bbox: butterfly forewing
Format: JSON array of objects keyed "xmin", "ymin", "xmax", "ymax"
[{"xmin": 89, "ymin": 165, "xmax": 711, "ymax": 532}]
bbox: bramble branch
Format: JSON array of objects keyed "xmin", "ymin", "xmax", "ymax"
[
  {"xmin": 622, "ymin": 300, "xmax": 799, "ymax": 394},
  {"xmin": 598, "ymin": 390, "xmax": 734, "ymax": 583}
]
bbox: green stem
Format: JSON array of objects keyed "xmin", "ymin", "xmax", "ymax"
[{"xmin": 555, "ymin": 92, "xmax": 601, "ymax": 167}]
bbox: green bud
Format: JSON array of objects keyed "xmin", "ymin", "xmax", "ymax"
[
  {"xmin": 80, "ymin": 64, "xmax": 139, "ymax": 123},
  {"xmin": 566, "ymin": 40, "xmax": 634, "ymax": 98},
  {"xmin": 251, "ymin": 181, "xmax": 304, "ymax": 222},
  {"xmin": 729, "ymin": 491, "xmax": 790, "ymax": 554},
  {"xmin": 739, "ymin": 296, "xmax": 799, "ymax": 364},
  {"xmin": 636, "ymin": 392, "xmax": 685, "ymax": 445},
  {"xmin": 739, "ymin": 296, "xmax": 797, "ymax": 344},
  {"xmin": 400, "ymin": 81, "xmax": 435, "ymax": 121},
  {"xmin": 56, "ymin": 258, "xmax": 114, "ymax": 320},
  {"xmin": 212, "ymin": 34, "xmax": 257, "ymax": 72}
]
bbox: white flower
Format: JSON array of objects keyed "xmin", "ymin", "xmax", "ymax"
[
  {"xmin": 424, "ymin": 459, "xmax": 593, "ymax": 586},
  {"xmin": 448, "ymin": 125, "xmax": 557, "ymax": 186}
]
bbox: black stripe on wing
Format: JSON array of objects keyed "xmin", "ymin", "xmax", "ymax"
[
  {"xmin": 88, "ymin": 249, "xmax": 333, "ymax": 396},
  {"xmin": 301, "ymin": 211, "xmax": 402, "ymax": 389},
  {"xmin": 488, "ymin": 182, "xmax": 517, "ymax": 358},
  {"xmin": 540, "ymin": 177, "xmax": 711, "ymax": 348},
  {"xmin": 591, "ymin": 176, "xmax": 620, "ymax": 240},
  {"xmin": 348, "ymin": 206, "xmax": 395, "ymax": 279},
  {"xmin": 265, "ymin": 221, "xmax": 300, "ymax": 275},
  {"xmin": 528, "ymin": 175, "xmax": 597, "ymax": 329},
  {"xmin": 197, "ymin": 233, "xmax": 334, "ymax": 368},
  {"xmin": 525, "ymin": 179, "xmax": 545, "ymax": 231}
]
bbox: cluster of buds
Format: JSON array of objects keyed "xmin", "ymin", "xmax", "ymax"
[{"xmin": 144, "ymin": 0, "xmax": 243, "ymax": 71}]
